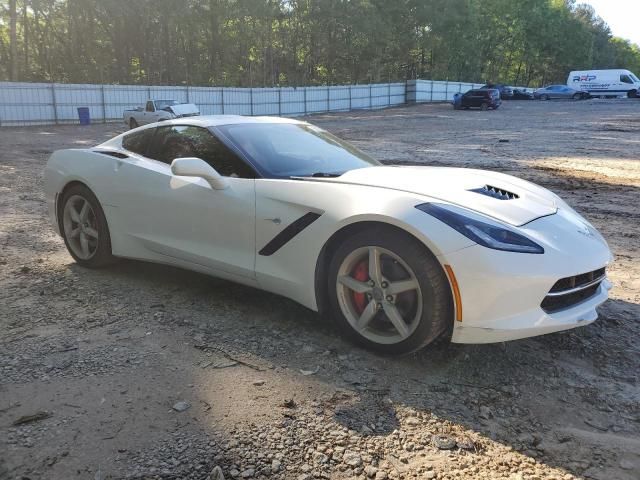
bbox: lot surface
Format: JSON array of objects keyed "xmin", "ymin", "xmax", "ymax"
[{"xmin": 1, "ymin": 99, "xmax": 639, "ymax": 480}]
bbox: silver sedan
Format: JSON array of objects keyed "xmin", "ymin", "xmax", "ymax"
[{"xmin": 534, "ymin": 85, "xmax": 589, "ymax": 100}]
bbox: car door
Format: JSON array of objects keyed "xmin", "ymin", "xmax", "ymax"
[
  {"xmin": 468, "ymin": 91, "xmax": 482, "ymax": 107},
  {"xmin": 559, "ymin": 87, "xmax": 573, "ymax": 98},
  {"xmin": 112, "ymin": 125, "xmax": 257, "ymax": 281},
  {"xmin": 142, "ymin": 101, "xmax": 156, "ymax": 124},
  {"xmin": 461, "ymin": 91, "xmax": 473, "ymax": 107}
]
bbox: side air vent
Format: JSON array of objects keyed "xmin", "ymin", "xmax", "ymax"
[
  {"xmin": 470, "ymin": 185, "xmax": 519, "ymax": 200},
  {"xmin": 93, "ymin": 149, "xmax": 129, "ymax": 159}
]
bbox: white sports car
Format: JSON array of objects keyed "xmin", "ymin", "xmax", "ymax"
[{"xmin": 44, "ymin": 116, "xmax": 613, "ymax": 354}]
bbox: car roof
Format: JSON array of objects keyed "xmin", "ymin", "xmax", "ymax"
[
  {"xmin": 156, "ymin": 115, "xmax": 306, "ymax": 128},
  {"xmin": 100, "ymin": 115, "xmax": 308, "ymax": 149}
]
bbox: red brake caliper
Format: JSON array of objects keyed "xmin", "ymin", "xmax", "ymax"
[{"xmin": 351, "ymin": 260, "xmax": 369, "ymax": 314}]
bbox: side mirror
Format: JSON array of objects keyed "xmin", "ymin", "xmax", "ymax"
[{"xmin": 170, "ymin": 157, "xmax": 229, "ymax": 190}]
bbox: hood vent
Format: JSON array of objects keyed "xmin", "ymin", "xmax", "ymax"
[{"xmin": 470, "ymin": 184, "xmax": 519, "ymax": 200}]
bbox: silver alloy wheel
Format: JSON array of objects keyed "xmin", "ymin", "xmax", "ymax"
[
  {"xmin": 336, "ymin": 246, "xmax": 423, "ymax": 345},
  {"xmin": 62, "ymin": 194, "xmax": 99, "ymax": 260}
]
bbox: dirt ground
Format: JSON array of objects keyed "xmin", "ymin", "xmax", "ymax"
[{"xmin": 1, "ymin": 99, "xmax": 639, "ymax": 480}]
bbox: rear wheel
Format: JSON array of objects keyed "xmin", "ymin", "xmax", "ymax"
[
  {"xmin": 327, "ymin": 228, "xmax": 452, "ymax": 355},
  {"xmin": 540, "ymin": 94, "xmax": 549, "ymax": 101},
  {"xmin": 129, "ymin": 118, "xmax": 138, "ymax": 129},
  {"xmin": 572, "ymin": 93, "xmax": 581, "ymax": 100},
  {"xmin": 59, "ymin": 184, "xmax": 116, "ymax": 268}
]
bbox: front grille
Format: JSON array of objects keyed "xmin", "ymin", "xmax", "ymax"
[
  {"xmin": 549, "ymin": 267, "xmax": 606, "ymax": 293},
  {"xmin": 469, "ymin": 185, "xmax": 519, "ymax": 200},
  {"xmin": 541, "ymin": 267, "xmax": 606, "ymax": 313}
]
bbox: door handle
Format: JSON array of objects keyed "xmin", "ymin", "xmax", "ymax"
[{"xmin": 265, "ymin": 218, "xmax": 281, "ymax": 225}]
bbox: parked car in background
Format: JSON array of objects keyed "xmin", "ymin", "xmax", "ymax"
[
  {"xmin": 454, "ymin": 89, "xmax": 501, "ymax": 110},
  {"xmin": 568, "ymin": 69, "xmax": 640, "ymax": 98},
  {"xmin": 534, "ymin": 85, "xmax": 589, "ymax": 100},
  {"xmin": 511, "ymin": 88, "xmax": 534, "ymax": 100},
  {"xmin": 124, "ymin": 100, "xmax": 200, "ymax": 129},
  {"xmin": 481, "ymin": 83, "xmax": 514, "ymax": 99}
]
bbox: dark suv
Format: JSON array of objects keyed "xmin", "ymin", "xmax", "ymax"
[{"xmin": 455, "ymin": 89, "xmax": 501, "ymax": 110}]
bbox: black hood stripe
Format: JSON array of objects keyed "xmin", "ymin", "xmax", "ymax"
[{"xmin": 259, "ymin": 212, "xmax": 322, "ymax": 256}]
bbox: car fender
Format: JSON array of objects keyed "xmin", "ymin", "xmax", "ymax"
[
  {"xmin": 44, "ymin": 149, "xmax": 119, "ymax": 234},
  {"xmin": 254, "ymin": 178, "xmax": 474, "ymax": 311}
]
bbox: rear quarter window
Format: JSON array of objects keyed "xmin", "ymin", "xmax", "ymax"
[{"xmin": 122, "ymin": 128, "xmax": 155, "ymax": 156}]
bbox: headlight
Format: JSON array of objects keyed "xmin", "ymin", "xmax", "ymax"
[{"xmin": 416, "ymin": 203, "xmax": 544, "ymax": 254}]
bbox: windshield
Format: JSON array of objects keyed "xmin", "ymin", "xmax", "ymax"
[
  {"xmin": 630, "ymin": 73, "xmax": 640, "ymax": 83},
  {"xmin": 156, "ymin": 100, "xmax": 179, "ymax": 110},
  {"xmin": 216, "ymin": 123, "xmax": 380, "ymax": 178}
]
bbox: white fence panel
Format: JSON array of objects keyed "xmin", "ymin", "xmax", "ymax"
[
  {"xmin": 390, "ymin": 83, "xmax": 405, "ymax": 105},
  {"xmin": 329, "ymin": 86, "xmax": 350, "ymax": 111},
  {"xmin": 350, "ymin": 85, "xmax": 371, "ymax": 109},
  {"xmin": 222, "ymin": 88, "xmax": 251, "ymax": 115},
  {"xmin": 188, "ymin": 87, "xmax": 223, "ymax": 115},
  {"xmin": 0, "ymin": 82, "xmax": 54, "ymax": 125},
  {"xmin": 370, "ymin": 84, "xmax": 388, "ymax": 108},
  {"xmin": 54, "ymin": 84, "xmax": 104, "ymax": 122},
  {"xmin": 149, "ymin": 86, "xmax": 188, "ymax": 103},
  {"xmin": 252, "ymin": 88, "xmax": 280, "ymax": 116},
  {"xmin": 304, "ymin": 86, "xmax": 328, "ymax": 113},
  {"xmin": 280, "ymin": 88, "xmax": 305, "ymax": 115}
]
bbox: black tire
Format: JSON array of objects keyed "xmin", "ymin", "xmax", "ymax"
[
  {"xmin": 58, "ymin": 184, "xmax": 117, "ymax": 268},
  {"xmin": 493, "ymin": 105, "xmax": 500, "ymax": 110},
  {"xmin": 480, "ymin": 102, "xmax": 489, "ymax": 111},
  {"xmin": 628, "ymin": 90, "xmax": 638, "ymax": 99},
  {"xmin": 572, "ymin": 93, "xmax": 581, "ymax": 100},
  {"xmin": 129, "ymin": 118, "xmax": 138, "ymax": 129},
  {"xmin": 540, "ymin": 94, "xmax": 549, "ymax": 101},
  {"xmin": 327, "ymin": 228, "xmax": 452, "ymax": 355}
]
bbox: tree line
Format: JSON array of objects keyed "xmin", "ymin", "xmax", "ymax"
[{"xmin": 1, "ymin": 0, "xmax": 639, "ymax": 87}]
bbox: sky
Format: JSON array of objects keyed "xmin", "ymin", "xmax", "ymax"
[{"xmin": 581, "ymin": 0, "xmax": 640, "ymax": 47}]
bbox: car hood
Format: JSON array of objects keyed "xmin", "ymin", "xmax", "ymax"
[
  {"xmin": 168, "ymin": 103, "xmax": 200, "ymax": 116},
  {"xmin": 325, "ymin": 166, "xmax": 558, "ymax": 226}
]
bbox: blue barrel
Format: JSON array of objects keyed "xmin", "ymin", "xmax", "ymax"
[{"xmin": 77, "ymin": 107, "xmax": 90, "ymax": 125}]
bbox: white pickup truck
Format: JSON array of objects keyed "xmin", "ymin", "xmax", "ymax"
[{"xmin": 123, "ymin": 100, "xmax": 200, "ymax": 129}]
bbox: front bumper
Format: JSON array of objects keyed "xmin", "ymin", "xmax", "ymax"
[
  {"xmin": 451, "ymin": 278, "xmax": 611, "ymax": 343},
  {"xmin": 439, "ymin": 208, "xmax": 613, "ymax": 344}
]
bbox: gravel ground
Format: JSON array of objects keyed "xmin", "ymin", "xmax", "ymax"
[{"xmin": 1, "ymin": 99, "xmax": 639, "ymax": 480}]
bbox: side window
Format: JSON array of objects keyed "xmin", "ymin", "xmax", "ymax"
[
  {"xmin": 145, "ymin": 101, "xmax": 154, "ymax": 112},
  {"xmin": 122, "ymin": 128, "xmax": 155, "ymax": 156},
  {"xmin": 620, "ymin": 74, "xmax": 633, "ymax": 84},
  {"xmin": 148, "ymin": 125, "xmax": 255, "ymax": 178}
]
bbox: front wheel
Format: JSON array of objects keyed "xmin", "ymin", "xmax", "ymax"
[
  {"xmin": 572, "ymin": 93, "xmax": 581, "ymax": 100},
  {"xmin": 327, "ymin": 228, "xmax": 452, "ymax": 355},
  {"xmin": 59, "ymin": 184, "xmax": 116, "ymax": 268},
  {"xmin": 540, "ymin": 94, "xmax": 549, "ymax": 101},
  {"xmin": 628, "ymin": 90, "xmax": 638, "ymax": 98},
  {"xmin": 480, "ymin": 102, "xmax": 489, "ymax": 111},
  {"xmin": 129, "ymin": 118, "xmax": 138, "ymax": 129}
]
